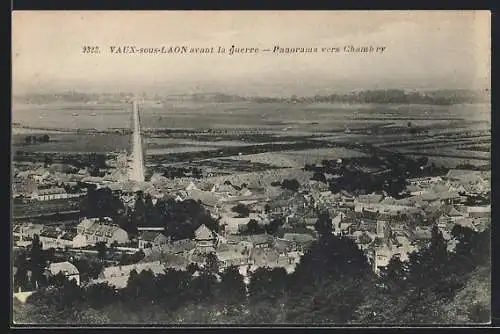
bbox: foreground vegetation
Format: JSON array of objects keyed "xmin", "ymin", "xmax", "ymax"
[{"xmin": 13, "ymin": 222, "xmax": 490, "ymax": 325}]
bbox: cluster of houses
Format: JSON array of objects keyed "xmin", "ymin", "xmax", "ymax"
[
  {"xmin": 76, "ymin": 217, "xmax": 129, "ymax": 245},
  {"xmin": 13, "ymin": 260, "xmax": 81, "ymax": 299},
  {"xmin": 324, "ymin": 169, "xmax": 491, "ymax": 273},
  {"xmin": 125, "ymin": 168, "xmax": 489, "ymax": 277},
  {"xmin": 13, "ymin": 166, "xmax": 491, "ymax": 295},
  {"xmin": 13, "ymin": 217, "xmax": 130, "ymax": 250},
  {"xmin": 82, "ymin": 222, "xmax": 311, "ymax": 289},
  {"xmin": 12, "ymin": 163, "xmax": 90, "ymax": 200}
]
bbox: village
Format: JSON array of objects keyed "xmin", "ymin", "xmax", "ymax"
[{"xmin": 12, "ymin": 150, "xmax": 491, "ymax": 300}]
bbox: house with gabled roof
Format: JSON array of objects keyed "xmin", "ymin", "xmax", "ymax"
[
  {"xmin": 249, "ymin": 247, "xmax": 280, "ymax": 266},
  {"xmin": 217, "ymin": 250, "xmax": 249, "ymax": 270},
  {"xmin": 30, "ymin": 187, "xmax": 69, "ymax": 201},
  {"xmin": 245, "ymin": 234, "xmax": 274, "ymax": 249},
  {"xmin": 185, "ymin": 181, "xmax": 199, "ymax": 191},
  {"xmin": 92, "ymin": 261, "xmax": 165, "ymax": 289},
  {"xmin": 220, "ymin": 216, "xmax": 252, "ymax": 235},
  {"xmin": 138, "ymin": 231, "xmax": 169, "ymax": 250},
  {"xmin": 187, "ymin": 189, "xmax": 221, "ymax": 210},
  {"xmin": 194, "ymin": 224, "xmax": 217, "ymax": 254},
  {"xmin": 13, "ymin": 223, "xmax": 44, "ymax": 242},
  {"xmin": 465, "ymin": 205, "xmax": 490, "ymax": 219},
  {"xmin": 76, "ymin": 217, "xmax": 129, "ymax": 246},
  {"xmin": 47, "ymin": 261, "xmax": 80, "ymax": 286}
]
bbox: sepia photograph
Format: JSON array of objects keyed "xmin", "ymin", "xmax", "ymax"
[{"xmin": 11, "ymin": 11, "xmax": 491, "ymax": 326}]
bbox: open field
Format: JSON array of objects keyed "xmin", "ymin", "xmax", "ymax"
[
  {"xmin": 396, "ymin": 148, "xmax": 490, "ymax": 160},
  {"xmin": 224, "ymin": 153, "xmax": 307, "ymax": 168},
  {"xmin": 12, "ymin": 101, "xmax": 490, "ymax": 171},
  {"xmin": 13, "ymin": 101, "xmax": 490, "ymax": 132},
  {"xmin": 12, "ymin": 198, "xmax": 81, "ymax": 218},
  {"xmin": 12, "ymin": 132, "xmax": 130, "ymax": 153},
  {"xmin": 406, "ymin": 155, "xmax": 490, "ymax": 169},
  {"xmin": 226, "ymin": 148, "xmax": 368, "ymax": 168},
  {"xmin": 13, "ymin": 103, "xmax": 130, "ymax": 130},
  {"xmin": 145, "ymin": 137, "xmax": 298, "ymax": 148},
  {"xmin": 155, "ymin": 158, "xmax": 285, "ymax": 175},
  {"xmin": 147, "ymin": 146, "xmax": 220, "ymax": 155},
  {"xmin": 456, "ymin": 143, "xmax": 490, "ymax": 152}
]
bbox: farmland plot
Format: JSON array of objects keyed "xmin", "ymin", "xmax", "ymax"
[{"xmin": 12, "ymin": 133, "xmax": 130, "ymax": 153}]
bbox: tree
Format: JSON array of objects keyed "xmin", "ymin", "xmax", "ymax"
[
  {"xmin": 14, "ymin": 252, "xmax": 29, "ymax": 292},
  {"xmin": 96, "ymin": 242, "xmax": 107, "ymax": 262},
  {"xmin": 205, "ymin": 252, "xmax": 220, "ymax": 275},
  {"xmin": 119, "ymin": 250, "xmax": 145, "ymax": 265},
  {"xmin": 187, "ymin": 263, "xmax": 200, "ymax": 276},
  {"xmin": 192, "ymin": 168, "xmax": 202, "ymax": 179},
  {"xmin": 232, "ymin": 203, "xmax": 250, "ymax": 218},
  {"xmin": 74, "ymin": 307, "xmax": 111, "ymax": 324},
  {"xmin": 43, "ymin": 154, "xmax": 53, "ymax": 167},
  {"xmin": 29, "ymin": 234, "xmax": 46, "ymax": 289},
  {"xmin": 314, "ymin": 211, "xmax": 332, "ymax": 238},
  {"xmin": 245, "ymin": 219, "xmax": 264, "ymax": 234},
  {"xmin": 80, "ymin": 187, "xmax": 125, "ymax": 219},
  {"xmin": 248, "ymin": 267, "xmax": 288, "ymax": 304},
  {"xmin": 41, "ymin": 134, "xmax": 50, "ymax": 142},
  {"xmin": 144, "ymin": 194, "xmax": 161, "ymax": 228},
  {"xmin": 49, "ymin": 272, "xmax": 69, "ymax": 288},
  {"xmin": 416, "ymin": 157, "xmax": 429, "ymax": 167},
  {"xmin": 378, "ymin": 256, "xmax": 408, "ymax": 293},
  {"xmin": 281, "ymin": 179, "xmax": 300, "ymax": 192},
  {"xmin": 89, "ymin": 153, "xmax": 107, "ymax": 169},
  {"xmin": 89, "ymin": 167, "xmax": 102, "ymax": 177},
  {"xmin": 124, "ymin": 269, "xmax": 157, "ymax": 305},
  {"xmin": 189, "ymin": 270, "xmax": 218, "ymax": 304},
  {"xmin": 132, "ymin": 192, "xmax": 147, "ymax": 227},
  {"xmin": 219, "ymin": 266, "xmax": 247, "ymax": 308},
  {"xmin": 265, "ymin": 217, "xmax": 285, "ymax": 235},
  {"xmin": 312, "ymin": 171, "xmax": 327, "ymax": 183},
  {"xmin": 152, "ymin": 268, "xmax": 192, "ymax": 311},
  {"xmin": 287, "ymin": 234, "xmax": 375, "ymax": 324}
]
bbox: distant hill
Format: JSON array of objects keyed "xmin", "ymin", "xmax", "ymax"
[{"xmin": 13, "ymin": 89, "xmax": 490, "ymax": 105}]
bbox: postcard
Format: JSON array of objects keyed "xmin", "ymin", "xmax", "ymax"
[{"xmin": 11, "ymin": 10, "xmax": 491, "ymax": 326}]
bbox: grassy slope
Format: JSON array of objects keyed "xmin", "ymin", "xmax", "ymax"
[{"xmin": 438, "ymin": 263, "xmax": 491, "ymax": 324}]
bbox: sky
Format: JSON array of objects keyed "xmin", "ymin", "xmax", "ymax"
[{"xmin": 12, "ymin": 11, "xmax": 491, "ymax": 97}]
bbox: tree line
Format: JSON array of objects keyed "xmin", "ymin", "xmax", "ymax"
[
  {"xmin": 79, "ymin": 187, "xmax": 219, "ymax": 240},
  {"xmin": 306, "ymin": 154, "xmax": 448, "ymax": 197},
  {"xmin": 24, "ymin": 135, "xmax": 50, "ymax": 144}
]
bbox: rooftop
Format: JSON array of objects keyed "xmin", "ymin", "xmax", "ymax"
[
  {"xmin": 139, "ymin": 231, "xmax": 167, "ymax": 243},
  {"xmin": 217, "ymin": 250, "xmax": 247, "ymax": 262},
  {"xmin": 49, "ymin": 261, "xmax": 79, "ymax": 276},
  {"xmin": 357, "ymin": 194, "xmax": 384, "ymax": 204},
  {"xmin": 60, "ymin": 230, "xmax": 78, "ymax": 241},
  {"xmin": 100, "ymin": 261, "xmax": 164, "ymax": 279},
  {"xmin": 36, "ymin": 187, "xmax": 67, "ymax": 196},
  {"xmin": 187, "ymin": 189, "xmax": 220, "ymax": 207},
  {"xmin": 282, "ymin": 233, "xmax": 316, "ymax": 244},
  {"xmin": 245, "ymin": 234, "xmax": 273, "ymax": 245},
  {"xmin": 195, "ymin": 224, "xmax": 215, "ymax": 240}
]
